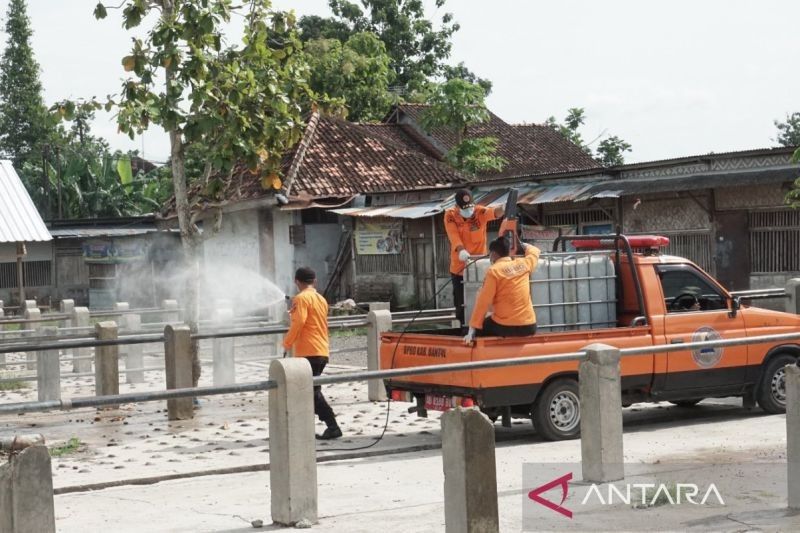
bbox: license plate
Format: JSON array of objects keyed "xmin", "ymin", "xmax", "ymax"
[{"xmin": 424, "ymin": 394, "xmax": 451, "ymax": 412}]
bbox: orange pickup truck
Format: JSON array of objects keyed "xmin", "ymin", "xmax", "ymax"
[{"xmin": 381, "ymin": 235, "xmax": 800, "ymax": 440}]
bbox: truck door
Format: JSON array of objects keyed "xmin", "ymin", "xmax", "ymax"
[{"xmin": 656, "ymin": 265, "xmax": 748, "ymax": 391}]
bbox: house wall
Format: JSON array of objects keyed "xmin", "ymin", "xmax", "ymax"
[
  {"xmin": 622, "ymin": 194, "xmax": 712, "ymax": 233},
  {"xmin": 715, "ymin": 184, "xmax": 787, "ymax": 210},
  {"xmin": 293, "ymin": 223, "xmax": 341, "ymax": 293}
]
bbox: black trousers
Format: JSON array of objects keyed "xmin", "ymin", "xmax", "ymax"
[
  {"xmin": 452, "ymin": 274, "xmax": 465, "ymax": 326},
  {"xmin": 305, "ymin": 356, "xmax": 337, "ymax": 427},
  {"xmin": 477, "ymin": 317, "xmax": 537, "ymax": 338}
]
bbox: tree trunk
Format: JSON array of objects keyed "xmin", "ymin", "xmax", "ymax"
[{"xmin": 163, "ymin": 0, "xmax": 201, "ymax": 389}]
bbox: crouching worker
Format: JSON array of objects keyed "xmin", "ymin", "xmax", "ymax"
[
  {"xmin": 283, "ymin": 267, "xmax": 342, "ymax": 440},
  {"xmin": 464, "ymin": 235, "xmax": 540, "ymax": 344}
]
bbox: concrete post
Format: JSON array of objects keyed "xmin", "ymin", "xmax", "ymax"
[
  {"xmin": 787, "ymin": 364, "xmax": 800, "ymax": 509},
  {"xmin": 71, "ymin": 307, "xmax": 91, "ymax": 373},
  {"xmin": 24, "ymin": 307, "xmax": 41, "ymax": 370},
  {"xmin": 786, "ymin": 279, "xmax": 800, "ymax": 315},
  {"xmin": 114, "ymin": 302, "xmax": 130, "ymax": 313},
  {"xmin": 441, "ymin": 407, "xmax": 499, "ymax": 533},
  {"xmin": 269, "ymin": 358, "xmax": 317, "ymax": 526},
  {"xmin": 579, "ymin": 343, "xmax": 624, "ymax": 483},
  {"xmin": 0, "ymin": 445, "xmax": 55, "ymax": 533},
  {"xmin": 23, "ymin": 299, "xmax": 37, "ymax": 312},
  {"xmin": 59, "ymin": 299, "xmax": 74, "ymax": 331},
  {"xmin": 94, "ymin": 321, "xmax": 120, "ymax": 398},
  {"xmin": 164, "ymin": 324, "xmax": 193, "ymax": 420},
  {"xmin": 162, "ymin": 299, "xmax": 180, "ymax": 324},
  {"xmin": 36, "ymin": 326, "xmax": 61, "ymax": 402},
  {"xmin": 122, "ymin": 313, "xmax": 144, "ymax": 384},
  {"xmin": 368, "ymin": 301, "xmax": 390, "ymax": 312},
  {"xmin": 366, "ymin": 310, "xmax": 392, "ymax": 401},
  {"xmin": 212, "ymin": 308, "xmax": 235, "ymax": 386}
]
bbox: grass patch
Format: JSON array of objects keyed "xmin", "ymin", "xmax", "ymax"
[
  {"xmin": 330, "ymin": 327, "xmax": 367, "ymax": 338},
  {"xmin": 50, "ymin": 438, "xmax": 81, "ymax": 457},
  {"xmin": 0, "ymin": 380, "xmax": 29, "ymax": 391}
]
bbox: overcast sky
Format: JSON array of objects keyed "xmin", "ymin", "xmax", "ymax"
[{"xmin": 3, "ymin": 0, "xmax": 799, "ymax": 164}]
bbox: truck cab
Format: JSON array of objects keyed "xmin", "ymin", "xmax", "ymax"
[{"xmin": 381, "ymin": 235, "xmax": 800, "ymax": 440}]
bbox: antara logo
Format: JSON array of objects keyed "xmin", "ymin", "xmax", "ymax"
[{"xmin": 528, "ymin": 473, "xmax": 725, "ymax": 519}]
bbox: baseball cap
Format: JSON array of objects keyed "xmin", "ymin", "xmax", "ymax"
[{"xmin": 454, "ymin": 189, "xmax": 475, "ymax": 209}]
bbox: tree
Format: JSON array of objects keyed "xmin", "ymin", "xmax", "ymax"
[
  {"xmin": 596, "ymin": 136, "xmax": 632, "ymax": 167},
  {"xmin": 83, "ymin": 0, "xmax": 319, "ymax": 387},
  {"xmin": 0, "ymin": 0, "xmax": 53, "ymax": 168},
  {"xmin": 301, "ymin": 0, "xmax": 461, "ymax": 92},
  {"xmin": 775, "ymin": 112, "xmax": 800, "ymax": 147},
  {"xmin": 441, "ymin": 62, "xmax": 492, "ymax": 96},
  {"xmin": 420, "ymin": 79, "xmax": 505, "ymax": 177},
  {"xmin": 546, "ymin": 107, "xmax": 632, "ymax": 166},
  {"xmin": 304, "ymin": 32, "xmax": 394, "ymax": 122}
]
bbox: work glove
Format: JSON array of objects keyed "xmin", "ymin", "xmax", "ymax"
[
  {"xmin": 463, "ymin": 327, "xmax": 476, "ymax": 345},
  {"xmin": 458, "ymin": 249, "xmax": 470, "ymax": 263}
]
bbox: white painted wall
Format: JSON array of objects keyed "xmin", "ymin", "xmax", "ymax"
[
  {"xmin": 271, "ymin": 209, "xmax": 295, "ymax": 297},
  {"xmin": 294, "ymin": 223, "xmax": 341, "ymax": 292}
]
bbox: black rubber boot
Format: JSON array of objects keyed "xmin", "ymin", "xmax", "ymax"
[{"xmin": 316, "ymin": 425, "xmax": 342, "ymax": 440}]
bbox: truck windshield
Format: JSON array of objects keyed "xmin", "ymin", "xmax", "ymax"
[{"xmin": 657, "ymin": 266, "xmax": 727, "ymax": 313}]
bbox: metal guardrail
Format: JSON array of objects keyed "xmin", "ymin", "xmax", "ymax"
[{"xmin": 3, "ymin": 330, "xmax": 800, "ymax": 415}]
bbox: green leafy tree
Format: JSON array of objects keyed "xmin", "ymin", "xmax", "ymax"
[
  {"xmin": 442, "ymin": 62, "xmax": 492, "ymax": 96},
  {"xmin": 301, "ymin": 0, "xmax": 461, "ymax": 92},
  {"xmin": 595, "ymin": 135, "xmax": 632, "ymax": 167},
  {"xmin": 304, "ymin": 32, "xmax": 394, "ymax": 121},
  {"xmin": 420, "ymin": 79, "xmax": 505, "ymax": 177},
  {"xmin": 82, "ymin": 0, "xmax": 320, "ymax": 387},
  {"xmin": 775, "ymin": 112, "xmax": 800, "ymax": 147},
  {"xmin": 0, "ymin": 0, "xmax": 53, "ymax": 168},
  {"xmin": 547, "ymin": 107, "xmax": 632, "ymax": 166}
]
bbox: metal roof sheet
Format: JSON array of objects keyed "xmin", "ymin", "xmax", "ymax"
[
  {"xmin": 0, "ymin": 160, "xmax": 52, "ymax": 243},
  {"xmin": 584, "ymin": 166, "xmax": 799, "ymax": 197},
  {"xmin": 330, "ymin": 181, "xmax": 604, "ymax": 218},
  {"xmin": 49, "ymin": 227, "xmax": 159, "ymax": 238}
]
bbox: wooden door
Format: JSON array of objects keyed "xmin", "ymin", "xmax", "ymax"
[
  {"xmin": 714, "ymin": 211, "xmax": 750, "ymax": 292},
  {"xmin": 411, "ymin": 238, "xmax": 435, "ymax": 308}
]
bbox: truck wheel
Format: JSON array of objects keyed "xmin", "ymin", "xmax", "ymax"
[
  {"xmin": 669, "ymin": 399, "xmax": 703, "ymax": 407},
  {"xmin": 757, "ymin": 354, "xmax": 797, "ymax": 414},
  {"xmin": 534, "ymin": 378, "xmax": 581, "ymax": 441}
]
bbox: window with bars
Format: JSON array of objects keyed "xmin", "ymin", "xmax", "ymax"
[
  {"xmin": 749, "ymin": 210, "xmax": 800, "ymax": 273},
  {"xmin": 0, "ymin": 261, "xmax": 52, "ymax": 289}
]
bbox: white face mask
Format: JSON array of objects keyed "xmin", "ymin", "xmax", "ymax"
[{"xmin": 459, "ymin": 207, "xmax": 474, "ymax": 219}]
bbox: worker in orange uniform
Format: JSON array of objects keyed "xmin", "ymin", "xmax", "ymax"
[
  {"xmin": 464, "ymin": 234, "xmax": 540, "ymax": 343},
  {"xmin": 444, "ymin": 189, "xmax": 504, "ymax": 326},
  {"xmin": 283, "ymin": 267, "xmax": 342, "ymax": 440}
]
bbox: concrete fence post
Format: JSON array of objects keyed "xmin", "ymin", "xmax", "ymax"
[
  {"xmin": 787, "ymin": 364, "xmax": 800, "ymax": 509},
  {"xmin": 122, "ymin": 313, "xmax": 144, "ymax": 384},
  {"xmin": 71, "ymin": 307, "xmax": 91, "ymax": 373},
  {"xmin": 368, "ymin": 301, "xmax": 390, "ymax": 312},
  {"xmin": 0, "ymin": 444, "xmax": 55, "ymax": 533},
  {"xmin": 366, "ymin": 310, "xmax": 392, "ymax": 401},
  {"xmin": 786, "ymin": 279, "xmax": 800, "ymax": 315},
  {"xmin": 23, "ymin": 299, "xmax": 37, "ymax": 312},
  {"xmin": 94, "ymin": 321, "xmax": 120, "ymax": 399},
  {"xmin": 37, "ymin": 326, "xmax": 61, "ymax": 402},
  {"xmin": 212, "ymin": 308, "xmax": 235, "ymax": 386},
  {"xmin": 24, "ymin": 307, "xmax": 41, "ymax": 370},
  {"xmin": 164, "ymin": 324, "xmax": 193, "ymax": 420},
  {"xmin": 579, "ymin": 343, "xmax": 624, "ymax": 483},
  {"xmin": 269, "ymin": 358, "xmax": 317, "ymax": 526},
  {"xmin": 59, "ymin": 299, "xmax": 74, "ymax": 330},
  {"xmin": 441, "ymin": 407, "xmax": 499, "ymax": 533},
  {"xmin": 161, "ymin": 299, "xmax": 180, "ymax": 324}
]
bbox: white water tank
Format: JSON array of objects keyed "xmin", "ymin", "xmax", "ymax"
[{"xmin": 463, "ymin": 252, "xmax": 616, "ymax": 332}]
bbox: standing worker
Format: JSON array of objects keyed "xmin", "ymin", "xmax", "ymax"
[
  {"xmin": 464, "ymin": 234, "xmax": 540, "ymax": 343},
  {"xmin": 444, "ymin": 188, "xmax": 504, "ymax": 326},
  {"xmin": 283, "ymin": 267, "xmax": 342, "ymax": 440}
]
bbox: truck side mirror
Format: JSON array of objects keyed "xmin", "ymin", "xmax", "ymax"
[{"xmin": 728, "ymin": 296, "xmax": 741, "ymax": 319}]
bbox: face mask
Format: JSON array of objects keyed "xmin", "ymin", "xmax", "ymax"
[{"xmin": 459, "ymin": 207, "xmax": 474, "ymax": 219}]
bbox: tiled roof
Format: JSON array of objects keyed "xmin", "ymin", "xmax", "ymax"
[
  {"xmin": 289, "ymin": 115, "xmax": 464, "ymax": 197},
  {"xmin": 388, "ymin": 103, "xmax": 601, "ymax": 179}
]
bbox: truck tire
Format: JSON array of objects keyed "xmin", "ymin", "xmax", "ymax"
[
  {"xmin": 757, "ymin": 353, "xmax": 797, "ymax": 414},
  {"xmin": 668, "ymin": 399, "xmax": 703, "ymax": 407},
  {"xmin": 533, "ymin": 378, "xmax": 581, "ymax": 441}
]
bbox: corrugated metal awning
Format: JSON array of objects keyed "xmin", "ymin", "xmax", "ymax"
[
  {"xmin": 584, "ymin": 167, "xmax": 799, "ymax": 198},
  {"xmin": 0, "ymin": 160, "xmax": 52, "ymax": 242},
  {"xmin": 49, "ymin": 228, "xmax": 163, "ymax": 238},
  {"xmin": 330, "ymin": 181, "xmax": 603, "ymax": 218}
]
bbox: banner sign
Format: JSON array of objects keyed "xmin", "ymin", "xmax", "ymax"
[{"xmin": 355, "ymin": 219, "xmax": 404, "ymax": 255}]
